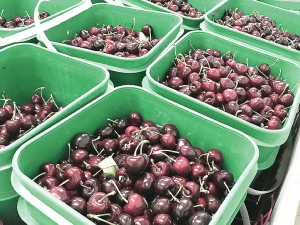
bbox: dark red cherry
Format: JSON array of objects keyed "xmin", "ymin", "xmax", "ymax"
[
  {"xmin": 87, "ymin": 191, "xmax": 112, "ymax": 215},
  {"xmin": 70, "ymin": 132, "xmax": 92, "ymax": 150},
  {"xmin": 173, "ymin": 156, "xmax": 191, "ymax": 176},
  {"xmin": 204, "ymin": 195, "xmax": 221, "ymax": 214},
  {"xmin": 37, "ymin": 176, "xmax": 59, "ymax": 190},
  {"xmin": 69, "ymin": 197, "xmax": 87, "ymax": 215},
  {"xmin": 134, "ymin": 172, "xmax": 156, "ymax": 195},
  {"xmin": 124, "ymin": 193, "xmax": 147, "ymax": 217},
  {"xmin": 127, "ymin": 112, "xmax": 143, "ymax": 126},
  {"xmin": 172, "ymin": 198, "xmax": 194, "ymax": 223},
  {"xmin": 81, "ymin": 178, "xmax": 101, "ymax": 200},
  {"xmin": 114, "ymin": 213, "xmax": 134, "ymax": 225},
  {"xmin": 49, "ymin": 186, "xmax": 71, "ymax": 204},
  {"xmin": 187, "ymin": 211, "xmax": 211, "ymax": 225},
  {"xmin": 153, "ymin": 214, "xmax": 172, "ymax": 225}
]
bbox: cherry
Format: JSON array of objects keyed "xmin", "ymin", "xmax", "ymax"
[
  {"xmin": 151, "ymin": 197, "xmax": 171, "ymax": 216},
  {"xmin": 114, "ymin": 154, "xmax": 127, "ymax": 168},
  {"xmin": 81, "ymin": 178, "xmax": 101, "ymax": 200},
  {"xmin": 116, "ymin": 187, "xmax": 134, "ymax": 207},
  {"xmin": 87, "ymin": 191, "xmax": 114, "ymax": 215},
  {"xmin": 20, "ymin": 115, "xmax": 35, "ymax": 130},
  {"xmin": 172, "ymin": 156, "xmax": 191, "ymax": 176},
  {"xmin": 267, "ymin": 117, "xmax": 282, "ymax": 129},
  {"xmin": 248, "ymin": 97, "xmax": 264, "ymax": 111},
  {"xmin": 194, "ymin": 198, "xmax": 206, "ymax": 212},
  {"xmin": 273, "ymin": 81, "xmax": 289, "ymax": 95},
  {"xmin": 70, "ymin": 132, "xmax": 92, "ymax": 150},
  {"xmin": 101, "ymin": 179, "xmax": 121, "ymax": 200},
  {"xmin": 223, "ymin": 89, "xmax": 238, "ymax": 103},
  {"xmin": 169, "ymin": 77, "xmax": 184, "ymax": 89},
  {"xmin": 142, "ymin": 126, "xmax": 161, "ymax": 144},
  {"xmin": 154, "ymin": 176, "xmax": 176, "ymax": 197},
  {"xmin": 69, "ymin": 197, "xmax": 87, "ymax": 215},
  {"xmin": 224, "ymin": 101, "xmax": 239, "ymax": 115},
  {"xmin": 83, "ymin": 171, "xmax": 93, "ymax": 180},
  {"xmin": 269, "ymin": 93, "xmax": 279, "ymax": 105},
  {"xmin": 63, "ymin": 166, "xmax": 85, "ymax": 191},
  {"xmin": 107, "ymin": 203, "xmax": 124, "ymax": 223},
  {"xmin": 37, "ymin": 176, "xmax": 59, "ymax": 190},
  {"xmin": 258, "ymin": 63, "xmax": 270, "ymax": 75},
  {"xmin": 204, "ymin": 195, "xmax": 221, "ymax": 214},
  {"xmin": 239, "ymin": 104, "xmax": 252, "ymax": 117},
  {"xmin": 160, "ymin": 133, "xmax": 176, "ymax": 149},
  {"xmin": 251, "ymin": 114, "xmax": 265, "ymax": 126},
  {"xmin": 114, "ymin": 213, "xmax": 134, "ymax": 225},
  {"xmin": 134, "ymin": 172, "xmax": 156, "ymax": 196},
  {"xmin": 134, "ymin": 216, "xmax": 151, "ymax": 225},
  {"xmin": 153, "ymin": 214, "xmax": 173, "ymax": 225},
  {"xmin": 87, "ymin": 156, "xmax": 103, "ymax": 174},
  {"xmin": 49, "ymin": 186, "xmax": 72, "ymax": 204},
  {"xmin": 55, "ymin": 162, "xmax": 72, "ymax": 182},
  {"xmin": 124, "ymin": 193, "xmax": 147, "ymax": 217},
  {"xmin": 172, "ymin": 175, "xmax": 187, "ymax": 192},
  {"xmin": 191, "ymin": 164, "xmax": 209, "ymax": 179},
  {"xmin": 161, "ymin": 124, "xmax": 179, "ymax": 139},
  {"xmin": 247, "ymin": 87, "xmax": 262, "ymax": 99},
  {"xmin": 279, "ymin": 94, "xmax": 293, "ymax": 107},
  {"xmin": 180, "ymin": 181, "xmax": 200, "ymax": 202},
  {"xmin": 150, "ymin": 160, "xmax": 170, "ymax": 178},
  {"xmin": 187, "ymin": 211, "xmax": 211, "ymax": 225},
  {"xmin": 206, "ymin": 69, "xmax": 220, "ymax": 81},
  {"xmin": 95, "ymin": 125, "xmax": 115, "ymax": 140},
  {"xmin": 202, "ymin": 81, "xmax": 217, "ymax": 93},
  {"xmin": 172, "ymin": 198, "xmax": 194, "ymax": 223},
  {"xmin": 178, "ymin": 145, "xmax": 197, "ymax": 162},
  {"xmin": 116, "ymin": 167, "xmax": 133, "ymax": 189},
  {"xmin": 220, "ymin": 78, "xmax": 235, "ymax": 90},
  {"xmin": 124, "ymin": 155, "xmax": 147, "ymax": 176},
  {"xmin": 213, "ymin": 170, "xmax": 234, "ymax": 189},
  {"xmin": 273, "ymin": 104, "xmax": 288, "ymax": 120},
  {"xmin": 260, "ymin": 106, "xmax": 274, "ymax": 119},
  {"xmin": 127, "ymin": 112, "xmax": 143, "ymax": 126},
  {"xmin": 71, "ymin": 149, "xmax": 89, "ymax": 168}
]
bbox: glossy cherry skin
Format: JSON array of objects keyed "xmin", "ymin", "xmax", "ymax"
[
  {"xmin": 71, "ymin": 149, "xmax": 89, "ymax": 168},
  {"xmin": 114, "ymin": 154, "xmax": 127, "ymax": 168},
  {"xmin": 81, "ymin": 178, "xmax": 101, "ymax": 200},
  {"xmin": 160, "ymin": 133, "xmax": 176, "ymax": 149},
  {"xmin": 37, "ymin": 176, "xmax": 59, "ymax": 190},
  {"xmin": 273, "ymin": 104, "xmax": 288, "ymax": 120},
  {"xmin": 87, "ymin": 192, "xmax": 112, "ymax": 214},
  {"xmin": 194, "ymin": 198, "xmax": 206, "ymax": 212},
  {"xmin": 187, "ymin": 211, "xmax": 211, "ymax": 225},
  {"xmin": 150, "ymin": 161, "xmax": 170, "ymax": 178},
  {"xmin": 134, "ymin": 216, "xmax": 151, "ymax": 225},
  {"xmin": 70, "ymin": 132, "xmax": 92, "ymax": 151},
  {"xmin": 40, "ymin": 162, "xmax": 57, "ymax": 177},
  {"xmin": 63, "ymin": 167, "xmax": 85, "ymax": 191},
  {"xmin": 107, "ymin": 203, "xmax": 124, "ymax": 222},
  {"xmin": 124, "ymin": 193, "xmax": 147, "ymax": 217},
  {"xmin": 179, "ymin": 145, "xmax": 198, "ymax": 162},
  {"xmin": 49, "ymin": 186, "xmax": 72, "ymax": 204},
  {"xmin": 154, "ymin": 176, "xmax": 176, "ymax": 197},
  {"xmin": 267, "ymin": 117, "xmax": 282, "ymax": 129},
  {"xmin": 204, "ymin": 195, "xmax": 221, "ymax": 214},
  {"xmin": 153, "ymin": 214, "xmax": 173, "ymax": 225},
  {"xmin": 118, "ymin": 136, "xmax": 134, "ymax": 154},
  {"xmin": 148, "ymin": 144, "xmax": 165, "ymax": 162},
  {"xmin": 151, "ymin": 197, "xmax": 171, "ymax": 216},
  {"xmin": 101, "ymin": 179, "xmax": 121, "ymax": 200},
  {"xmin": 114, "ymin": 213, "xmax": 134, "ymax": 225},
  {"xmin": 180, "ymin": 181, "xmax": 200, "ymax": 202},
  {"xmin": 173, "ymin": 156, "xmax": 191, "ymax": 176},
  {"xmin": 191, "ymin": 164, "xmax": 209, "ymax": 179},
  {"xmin": 116, "ymin": 187, "xmax": 134, "ymax": 207},
  {"xmin": 116, "ymin": 167, "xmax": 134, "ymax": 188},
  {"xmin": 87, "ymin": 156, "xmax": 103, "ymax": 174},
  {"xmin": 172, "ymin": 198, "xmax": 195, "ymax": 223},
  {"xmin": 143, "ymin": 126, "xmax": 161, "ymax": 144},
  {"xmin": 214, "ymin": 170, "xmax": 234, "ymax": 188},
  {"xmin": 134, "ymin": 172, "xmax": 156, "ymax": 195},
  {"xmin": 127, "ymin": 112, "xmax": 143, "ymax": 126},
  {"xmin": 205, "ymin": 149, "xmax": 223, "ymax": 164},
  {"xmin": 69, "ymin": 197, "xmax": 87, "ymax": 215},
  {"xmin": 124, "ymin": 155, "xmax": 147, "ymax": 176},
  {"xmin": 5, "ymin": 119, "xmax": 21, "ymax": 134}
]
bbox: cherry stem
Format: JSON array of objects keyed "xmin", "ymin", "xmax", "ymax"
[
  {"xmin": 1, "ymin": 91, "xmax": 11, "ymax": 108},
  {"xmin": 111, "ymin": 180, "xmax": 127, "ymax": 203},
  {"xmin": 11, "ymin": 101, "xmax": 17, "ymax": 120},
  {"xmin": 80, "ymin": 181, "xmax": 91, "ymax": 190},
  {"xmin": 143, "ymin": 197, "xmax": 149, "ymax": 208},
  {"xmin": 246, "ymin": 58, "xmax": 248, "ymax": 67},
  {"xmin": 235, "ymin": 110, "xmax": 242, "ymax": 117},
  {"xmin": 14, "ymin": 101, "xmax": 24, "ymax": 117},
  {"xmin": 1, "ymin": 9, "xmax": 4, "ymax": 17},
  {"xmin": 252, "ymin": 110, "xmax": 269, "ymax": 121},
  {"xmin": 188, "ymin": 39, "xmax": 196, "ymax": 52},
  {"xmin": 154, "ymin": 152, "xmax": 176, "ymax": 162},
  {"xmin": 32, "ymin": 172, "xmax": 46, "ymax": 181},
  {"xmin": 49, "ymin": 94, "xmax": 58, "ymax": 109},
  {"xmin": 107, "ymin": 118, "xmax": 117, "ymax": 124},
  {"xmin": 167, "ymin": 190, "xmax": 179, "ymax": 202},
  {"xmin": 25, "ymin": 10, "xmax": 30, "ymax": 19},
  {"xmin": 194, "ymin": 204, "xmax": 204, "ymax": 208},
  {"xmin": 67, "ymin": 143, "xmax": 71, "ymax": 162},
  {"xmin": 132, "ymin": 18, "xmax": 136, "ymax": 30},
  {"xmin": 205, "ymin": 153, "xmax": 213, "ymax": 171},
  {"xmin": 154, "ymin": 150, "xmax": 179, "ymax": 154},
  {"xmin": 98, "ymin": 191, "xmax": 116, "ymax": 203},
  {"xmin": 93, "ymin": 169, "xmax": 102, "ymax": 177},
  {"xmin": 134, "ymin": 140, "xmax": 149, "ymax": 156},
  {"xmin": 34, "ymin": 87, "xmax": 46, "ymax": 103},
  {"xmin": 282, "ymin": 116, "xmax": 288, "ymax": 124},
  {"xmin": 43, "ymin": 112, "xmax": 56, "ymax": 121},
  {"xmin": 291, "ymin": 81, "xmax": 300, "ymax": 91},
  {"xmin": 118, "ymin": 175, "xmax": 126, "ymax": 182},
  {"xmin": 223, "ymin": 181, "xmax": 231, "ymax": 193},
  {"xmin": 91, "ymin": 137, "xmax": 100, "ymax": 155},
  {"xmin": 56, "ymin": 165, "xmax": 64, "ymax": 173},
  {"xmin": 222, "ymin": 50, "xmax": 231, "ymax": 58},
  {"xmin": 174, "ymin": 180, "xmax": 190, "ymax": 194},
  {"xmin": 59, "ymin": 179, "xmax": 70, "ymax": 186},
  {"xmin": 171, "ymin": 186, "xmax": 182, "ymax": 202},
  {"xmin": 279, "ymin": 84, "xmax": 289, "ymax": 98},
  {"xmin": 270, "ymin": 55, "xmax": 282, "ymax": 67},
  {"xmin": 255, "ymin": 66, "xmax": 268, "ymax": 78},
  {"xmin": 156, "ymin": 124, "xmax": 163, "ymax": 128},
  {"xmin": 151, "ymin": 159, "xmax": 161, "ymax": 172},
  {"xmin": 87, "ymin": 214, "xmax": 114, "ymax": 225}
]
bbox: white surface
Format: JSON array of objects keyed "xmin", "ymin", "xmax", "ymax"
[{"xmin": 269, "ymin": 133, "xmax": 300, "ymax": 225}]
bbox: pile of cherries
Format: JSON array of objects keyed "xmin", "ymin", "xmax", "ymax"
[
  {"xmin": 215, "ymin": 8, "xmax": 300, "ymax": 51},
  {"xmin": 0, "ymin": 10, "xmax": 50, "ymax": 29},
  {"xmin": 147, "ymin": 0, "xmax": 204, "ymax": 18},
  {"xmin": 67, "ymin": 23, "xmax": 162, "ymax": 58},
  {"xmin": 0, "ymin": 88, "xmax": 63, "ymax": 149},
  {"xmin": 34, "ymin": 112, "xmax": 235, "ymax": 225},
  {"xmin": 159, "ymin": 45, "xmax": 295, "ymax": 129}
]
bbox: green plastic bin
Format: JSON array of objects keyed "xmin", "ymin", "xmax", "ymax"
[
  {"xmin": 12, "ymin": 86, "xmax": 258, "ymax": 225},
  {"xmin": 145, "ymin": 31, "xmax": 300, "ymax": 171},
  {"xmin": 38, "ymin": 3, "xmax": 183, "ymax": 87},
  {"xmin": 119, "ymin": 0, "xmax": 225, "ymax": 30},
  {"xmin": 0, "ymin": 190, "xmax": 24, "ymax": 224},
  {"xmin": 256, "ymin": 0, "xmax": 300, "ymax": 13},
  {"xmin": 201, "ymin": 0, "xmax": 300, "ymax": 65},
  {"xmin": 0, "ymin": 43, "xmax": 110, "ymax": 222},
  {"xmin": 0, "ymin": 0, "xmax": 89, "ymax": 39}
]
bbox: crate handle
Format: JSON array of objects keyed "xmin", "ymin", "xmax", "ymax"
[{"xmin": 34, "ymin": 0, "xmax": 93, "ymax": 52}]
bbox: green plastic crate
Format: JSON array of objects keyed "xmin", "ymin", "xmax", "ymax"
[
  {"xmin": 0, "ymin": 0, "xmax": 89, "ymax": 39},
  {"xmin": 12, "ymin": 86, "xmax": 258, "ymax": 225},
  {"xmin": 38, "ymin": 3, "xmax": 183, "ymax": 87},
  {"xmin": 0, "ymin": 43, "xmax": 110, "ymax": 223},
  {"xmin": 145, "ymin": 31, "xmax": 300, "ymax": 171},
  {"xmin": 256, "ymin": 0, "xmax": 300, "ymax": 13},
  {"xmin": 119, "ymin": 0, "xmax": 225, "ymax": 30},
  {"xmin": 201, "ymin": 0, "xmax": 300, "ymax": 65}
]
